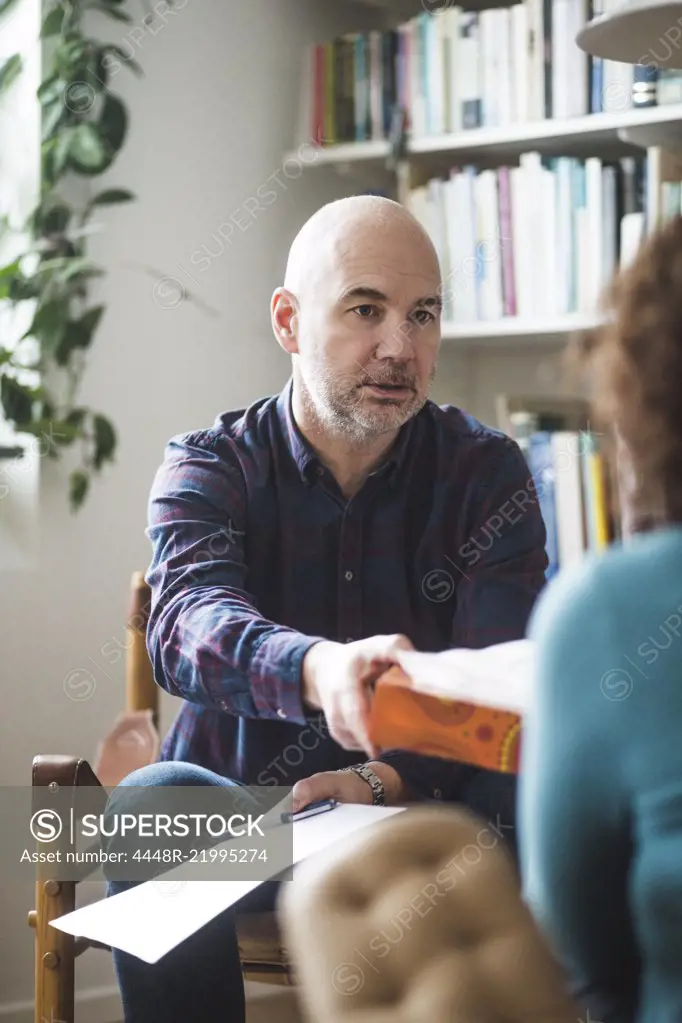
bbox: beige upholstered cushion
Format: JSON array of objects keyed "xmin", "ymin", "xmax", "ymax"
[
  {"xmin": 279, "ymin": 807, "xmax": 580, "ymax": 1023},
  {"xmin": 236, "ymin": 911, "xmax": 288, "ymax": 967}
]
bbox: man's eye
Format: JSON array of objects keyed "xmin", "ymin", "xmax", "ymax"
[
  {"xmin": 413, "ymin": 309, "xmax": 436, "ymax": 326},
  {"xmin": 353, "ymin": 304, "xmax": 379, "ymax": 319}
]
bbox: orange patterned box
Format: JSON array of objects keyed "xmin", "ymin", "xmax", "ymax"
[{"xmin": 369, "ymin": 665, "xmax": 522, "ymax": 774}]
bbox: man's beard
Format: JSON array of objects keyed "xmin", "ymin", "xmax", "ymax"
[{"xmin": 302, "ymin": 362, "xmax": 431, "ymax": 443}]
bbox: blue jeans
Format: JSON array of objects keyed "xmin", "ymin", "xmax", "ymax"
[{"xmin": 103, "ymin": 762, "xmax": 281, "ymax": 1023}]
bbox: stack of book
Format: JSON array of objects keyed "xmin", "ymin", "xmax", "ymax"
[
  {"xmin": 407, "ymin": 149, "xmax": 682, "ymax": 323},
  {"xmin": 504, "ymin": 407, "xmax": 616, "ymax": 578},
  {"xmin": 299, "ymin": 5, "xmax": 682, "ymax": 145}
]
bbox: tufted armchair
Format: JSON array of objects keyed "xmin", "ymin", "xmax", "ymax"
[{"xmin": 279, "ymin": 805, "xmax": 581, "ymax": 1023}]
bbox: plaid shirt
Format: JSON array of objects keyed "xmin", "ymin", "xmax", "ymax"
[{"xmin": 146, "ymin": 378, "xmax": 547, "ymax": 802}]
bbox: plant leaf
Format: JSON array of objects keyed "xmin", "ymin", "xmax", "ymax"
[
  {"xmin": 42, "ymin": 99, "xmax": 67, "ymax": 141},
  {"xmin": 42, "ymin": 201, "xmax": 72, "ymax": 235},
  {"xmin": 99, "ymin": 44, "xmax": 143, "ymax": 77},
  {"xmin": 37, "ymin": 74, "xmax": 62, "ymax": 104},
  {"xmin": 53, "ymin": 305, "xmax": 104, "ymax": 364},
  {"xmin": 0, "ymin": 257, "xmax": 20, "ymax": 280},
  {"xmin": 98, "ymin": 93, "xmax": 127, "ymax": 151},
  {"xmin": 8, "ymin": 273, "xmax": 39, "ymax": 302},
  {"xmin": 88, "ymin": 188, "xmax": 135, "ymax": 208},
  {"xmin": 47, "ymin": 417, "xmax": 83, "ymax": 447},
  {"xmin": 52, "ymin": 127, "xmax": 75, "ymax": 178},
  {"xmin": 0, "ymin": 375, "xmax": 35, "ymax": 424},
  {"xmin": 72, "ymin": 304, "xmax": 104, "ymax": 343},
  {"xmin": 64, "ymin": 407, "xmax": 87, "ymax": 430},
  {"xmin": 21, "ymin": 299, "xmax": 68, "ymax": 346},
  {"xmin": 0, "ymin": 0, "xmax": 21, "ymax": 17},
  {"xmin": 41, "ymin": 5, "xmax": 65, "ymax": 38},
  {"xmin": 0, "ymin": 258, "xmax": 20, "ymax": 300},
  {"xmin": 68, "ymin": 123, "xmax": 110, "ymax": 173},
  {"xmin": 35, "ymin": 255, "xmax": 102, "ymax": 280},
  {"xmin": 69, "ymin": 469, "xmax": 90, "ymax": 511},
  {"xmin": 92, "ymin": 412, "xmax": 116, "ymax": 469},
  {"xmin": 0, "ymin": 53, "xmax": 22, "ymax": 94}
]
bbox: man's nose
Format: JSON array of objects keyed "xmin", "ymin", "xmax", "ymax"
[{"xmin": 375, "ymin": 317, "xmax": 415, "ymax": 361}]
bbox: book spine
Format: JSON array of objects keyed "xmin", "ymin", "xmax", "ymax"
[
  {"xmin": 551, "ymin": 431, "xmax": 586, "ymax": 568},
  {"xmin": 498, "ymin": 9, "xmax": 512, "ymax": 125},
  {"xmin": 497, "ymin": 166, "xmax": 517, "ymax": 317},
  {"xmin": 313, "ymin": 44, "xmax": 325, "ymax": 144},
  {"xmin": 510, "ymin": 166, "xmax": 529, "ymax": 317},
  {"xmin": 551, "ymin": 0, "xmax": 569, "ymax": 120},
  {"xmin": 368, "ymin": 31, "xmax": 383, "ymax": 141},
  {"xmin": 658, "ymin": 68, "xmax": 682, "ymax": 105},
  {"xmin": 589, "ymin": 0, "xmax": 603, "ymax": 112},
  {"xmin": 459, "ymin": 12, "xmax": 482, "ymax": 129},
  {"xmin": 323, "ymin": 41, "xmax": 335, "ymax": 144},
  {"xmin": 446, "ymin": 7, "xmax": 461, "ymax": 133},
  {"xmin": 354, "ymin": 35, "xmax": 366, "ymax": 142},
  {"xmin": 510, "ymin": 2, "xmax": 527, "ymax": 122},
  {"xmin": 543, "ymin": 0, "xmax": 553, "ymax": 118},
  {"xmin": 528, "ymin": 432, "xmax": 560, "ymax": 578},
  {"xmin": 570, "ymin": 0, "xmax": 589, "ymax": 115},
  {"xmin": 590, "ymin": 451, "xmax": 611, "ymax": 549},
  {"xmin": 382, "ymin": 30, "xmax": 398, "ymax": 138}
]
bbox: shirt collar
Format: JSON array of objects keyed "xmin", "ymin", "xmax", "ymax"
[
  {"xmin": 276, "ymin": 378, "xmax": 318, "ymax": 484},
  {"xmin": 276, "ymin": 377, "xmax": 417, "ymax": 489}
]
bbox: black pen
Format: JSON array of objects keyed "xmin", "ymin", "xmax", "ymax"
[{"xmin": 280, "ymin": 798, "xmax": 339, "ymax": 824}]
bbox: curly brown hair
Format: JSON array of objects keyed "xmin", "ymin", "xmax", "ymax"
[{"xmin": 571, "ymin": 214, "xmax": 682, "ymax": 530}]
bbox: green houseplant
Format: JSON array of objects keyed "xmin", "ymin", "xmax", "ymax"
[{"xmin": 0, "ymin": 0, "xmax": 141, "ymax": 509}]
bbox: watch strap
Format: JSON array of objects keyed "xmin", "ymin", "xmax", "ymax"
[{"xmin": 341, "ymin": 763, "xmax": 386, "ymax": 806}]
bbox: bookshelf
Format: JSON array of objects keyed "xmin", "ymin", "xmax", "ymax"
[
  {"xmin": 288, "ymin": 102, "xmax": 682, "ymax": 167},
  {"xmin": 289, "ymin": 6, "xmax": 682, "ymax": 352}
]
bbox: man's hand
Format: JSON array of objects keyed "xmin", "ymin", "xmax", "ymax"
[
  {"xmin": 291, "ymin": 762, "xmax": 405, "ymax": 813},
  {"xmin": 301, "ymin": 634, "xmax": 414, "ymax": 757}
]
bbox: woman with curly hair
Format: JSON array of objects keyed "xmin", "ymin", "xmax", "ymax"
[{"xmin": 519, "ymin": 214, "xmax": 682, "ymax": 1023}]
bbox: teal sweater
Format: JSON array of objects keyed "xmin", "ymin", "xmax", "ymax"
[{"xmin": 520, "ymin": 526, "xmax": 682, "ymax": 1023}]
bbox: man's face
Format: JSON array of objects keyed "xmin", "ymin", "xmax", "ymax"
[{"xmin": 293, "ymin": 229, "xmax": 442, "ymax": 442}]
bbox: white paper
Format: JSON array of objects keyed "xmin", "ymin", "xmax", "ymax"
[
  {"xmin": 395, "ymin": 638, "xmax": 536, "ymax": 716},
  {"xmin": 50, "ymin": 803, "xmax": 405, "ymax": 963}
]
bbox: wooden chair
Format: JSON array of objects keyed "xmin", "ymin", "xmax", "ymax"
[{"xmin": 29, "ymin": 572, "xmax": 292, "ymax": 1023}]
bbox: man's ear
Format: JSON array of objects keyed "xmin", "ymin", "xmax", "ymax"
[{"xmin": 271, "ymin": 288, "xmax": 300, "ymax": 354}]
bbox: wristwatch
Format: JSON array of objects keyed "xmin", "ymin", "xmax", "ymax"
[{"xmin": 341, "ymin": 763, "xmax": 386, "ymax": 806}]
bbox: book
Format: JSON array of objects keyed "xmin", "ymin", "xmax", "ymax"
[
  {"xmin": 369, "ymin": 640, "xmax": 534, "ymax": 774},
  {"xmin": 528, "ymin": 431, "xmax": 560, "ymax": 578},
  {"xmin": 297, "ymin": 5, "xmax": 668, "ymax": 147},
  {"xmin": 406, "ymin": 148, "xmax": 682, "ymax": 324}
]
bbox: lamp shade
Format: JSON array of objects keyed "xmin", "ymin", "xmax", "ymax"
[{"xmin": 576, "ymin": 0, "xmax": 682, "ymax": 67}]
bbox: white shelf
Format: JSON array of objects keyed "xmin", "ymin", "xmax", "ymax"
[
  {"xmin": 289, "ymin": 104, "xmax": 682, "ymax": 167},
  {"xmin": 409, "ymin": 103, "xmax": 682, "ymax": 159},
  {"xmin": 441, "ymin": 313, "xmax": 599, "ymax": 347},
  {"xmin": 303, "ymin": 139, "xmax": 390, "ymax": 166}
]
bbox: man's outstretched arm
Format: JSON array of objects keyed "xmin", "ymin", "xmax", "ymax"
[
  {"xmin": 147, "ymin": 429, "xmax": 413, "ymax": 758},
  {"xmin": 146, "ymin": 430, "xmax": 325, "ymax": 724}
]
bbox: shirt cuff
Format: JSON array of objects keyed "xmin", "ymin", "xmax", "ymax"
[
  {"xmin": 374, "ymin": 749, "xmax": 458, "ymax": 802},
  {"xmin": 249, "ymin": 632, "xmax": 326, "ymax": 725}
]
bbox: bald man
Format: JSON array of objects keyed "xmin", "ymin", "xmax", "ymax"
[{"xmin": 106, "ymin": 197, "xmax": 547, "ymax": 1023}]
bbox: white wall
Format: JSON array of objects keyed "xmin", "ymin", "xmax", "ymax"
[{"xmin": 0, "ymin": 1, "xmax": 391, "ymax": 1017}]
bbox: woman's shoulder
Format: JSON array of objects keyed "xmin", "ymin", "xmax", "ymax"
[{"xmin": 529, "ymin": 526, "xmax": 682, "ymax": 646}]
